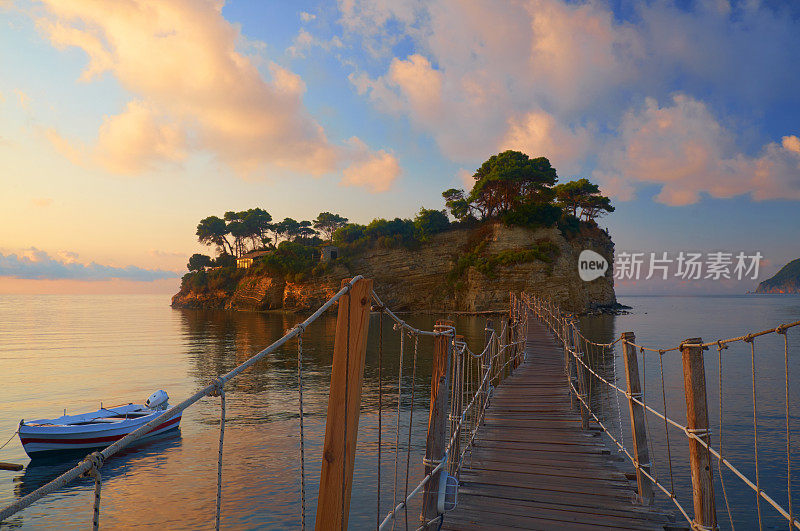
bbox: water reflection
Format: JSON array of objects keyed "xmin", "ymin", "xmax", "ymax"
[{"xmin": 15, "ymin": 430, "xmax": 182, "ymax": 498}]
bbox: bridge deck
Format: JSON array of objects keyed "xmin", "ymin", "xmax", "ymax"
[{"xmin": 441, "ymin": 314, "xmax": 673, "ymax": 530}]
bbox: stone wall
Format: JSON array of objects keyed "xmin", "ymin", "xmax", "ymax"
[{"xmin": 171, "ymin": 222, "xmax": 616, "ymax": 313}]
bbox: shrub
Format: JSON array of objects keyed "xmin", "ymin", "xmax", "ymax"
[
  {"xmin": 502, "ymin": 202, "xmax": 562, "ymax": 229},
  {"xmin": 261, "ymin": 240, "xmax": 316, "ymax": 275},
  {"xmin": 414, "ymin": 207, "xmax": 450, "ymax": 241}
]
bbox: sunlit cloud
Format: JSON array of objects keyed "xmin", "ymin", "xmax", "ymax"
[
  {"xmin": 340, "ymin": 137, "xmax": 400, "ymax": 193},
  {"xmin": 339, "ymin": 0, "xmax": 800, "ymax": 203},
  {"xmin": 30, "ymin": 197, "xmax": 53, "ymax": 207},
  {"xmin": 34, "ymin": 0, "xmax": 389, "ymax": 190},
  {"xmin": 593, "ymin": 95, "xmax": 800, "ymax": 205},
  {"xmin": 0, "ymin": 248, "xmax": 178, "ymax": 281}
]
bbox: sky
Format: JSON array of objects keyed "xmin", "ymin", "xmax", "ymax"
[{"xmin": 0, "ymin": 0, "xmax": 798, "ymax": 295}]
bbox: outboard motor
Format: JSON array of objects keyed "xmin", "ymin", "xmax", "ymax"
[{"xmin": 145, "ymin": 390, "xmax": 169, "ymax": 411}]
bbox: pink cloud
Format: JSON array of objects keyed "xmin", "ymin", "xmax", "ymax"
[
  {"xmin": 594, "ymin": 95, "xmax": 800, "ymax": 205},
  {"xmin": 35, "ymin": 0, "xmax": 391, "ymax": 191}
]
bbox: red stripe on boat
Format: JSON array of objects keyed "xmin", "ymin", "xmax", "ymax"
[{"xmin": 20, "ymin": 416, "xmax": 181, "ymax": 445}]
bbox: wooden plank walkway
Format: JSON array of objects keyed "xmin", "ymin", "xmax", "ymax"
[{"xmin": 441, "ymin": 313, "xmax": 674, "ymax": 530}]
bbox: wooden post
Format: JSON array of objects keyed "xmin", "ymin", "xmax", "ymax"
[
  {"xmin": 483, "ymin": 319, "xmax": 493, "ymax": 422},
  {"xmin": 315, "ymin": 278, "xmax": 373, "ymax": 531},
  {"xmin": 562, "ymin": 319, "xmax": 570, "ymax": 377},
  {"xmin": 421, "ymin": 320, "xmax": 453, "ymax": 525},
  {"xmin": 567, "ymin": 321, "xmax": 578, "ymax": 411},
  {"xmin": 574, "ymin": 328, "xmax": 590, "ymax": 430},
  {"xmin": 681, "ymin": 337, "xmax": 717, "ymax": 530},
  {"xmin": 449, "ymin": 334, "xmax": 465, "ymax": 475},
  {"xmin": 621, "ymin": 332, "xmax": 654, "ymax": 505}
]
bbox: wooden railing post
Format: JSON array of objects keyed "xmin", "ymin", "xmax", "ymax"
[
  {"xmin": 449, "ymin": 334, "xmax": 465, "ymax": 475},
  {"xmin": 681, "ymin": 337, "xmax": 717, "ymax": 530},
  {"xmin": 567, "ymin": 320, "xmax": 579, "ymax": 411},
  {"xmin": 315, "ymin": 278, "xmax": 373, "ymax": 531},
  {"xmin": 621, "ymin": 332, "xmax": 654, "ymax": 505},
  {"xmin": 574, "ymin": 328, "xmax": 590, "ymax": 430},
  {"xmin": 420, "ymin": 320, "xmax": 453, "ymax": 526},
  {"xmin": 483, "ymin": 319, "xmax": 493, "ymax": 420}
]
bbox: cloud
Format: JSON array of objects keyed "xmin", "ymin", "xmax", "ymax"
[
  {"xmin": 31, "ymin": 197, "xmax": 53, "ymax": 207},
  {"xmin": 34, "ymin": 0, "xmax": 389, "ymax": 191},
  {"xmin": 48, "ymin": 100, "xmax": 186, "ymax": 174},
  {"xmin": 340, "ymin": 0, "xmax": 800, "ymax": 201},
  {"xmin": 500, "ymin": 111, "xmax": 592, "ymax": 176},
  {"xmin": 594, "ymin": 95, "xmax": 800, "ymax": 205},
  {"xmin": 148, "ymin": 249, "xmax": 187, "ymax": 259},
  {"xmin": 0, "ymin": 248, "xmax": 179, "ymax": 281},
  {"xmin": 300, "ymin": 11, "xmax": 316, "ymax": 22},
  {"xmin": 457, "ymin": 168, "xmax": 473, "ymax": 189},
  {"xmin": 14, "ymin": 89, "xmax": 30, "ymax": 109},
  {"xmin": 340, "ymin": 137, "xmax": 400, "ymax": 192},
  {"xmin": 287, "ymin": 28, "xmax": 343, "ymax": 58}
]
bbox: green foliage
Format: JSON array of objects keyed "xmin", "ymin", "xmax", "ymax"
[
  {"xmin": 214, "ymin": 253, "xmax": 237, "ymax": 268},
  {"xmin": 196, "ymin": 216, "xmax": 233, "ymax": 256},
  {"xmin": 502, "ymin": 202, "xmax": 563, "ymax": 229},
  {"xmin": 314, "ymin": 212, "xmax": 349, "ymax": 241},
  {"xmin": 554, "ymin": 178, "xmax": 614, "ymax": 221},
  {"xmin": 364, "ymin": 218, "xmax": 417, "ymax": 248},
  {"xmin": 448, "ymin": 238, "xmax": 559, "ymax": 284},
  {"xmin": 332, "ymin": 223, "xmax": 366, "ymax": 246},
  {"xmin": 259, "ymin": 240, "xmax": 316, "ymax": 275},
  {"xmin": 187, "ymin": 253, "xmax": 213, "ymax": 271},
  {"xmin": 196, "ymin": 208, "xmax": 273, "ymax": 258},
  {"xmin": 469, "ymin": 151, "xmax": 558, "ymax": 218},
  {"xmin": 414, "ymin": 207, "xmax": 450, "ymax": 240},
  {"xmin": 180, "ymin": 266, "xmax": 243, "ymax": 294},
  {"xmin": 442, "ymin": 188, "xmax": 472, "ymax": 221},
  {"xmin": 556, "ymin": 213, "xmax": 581, "ymax": 238}
]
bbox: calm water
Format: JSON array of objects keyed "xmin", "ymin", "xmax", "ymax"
[{"xmin": 0, "ymin": 294, "xmax": 798, "ymax": 529}]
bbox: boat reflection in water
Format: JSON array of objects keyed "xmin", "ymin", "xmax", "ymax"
[{"xmin": 14, "ymin": 429, "xmax": 182, "ymax": 498}]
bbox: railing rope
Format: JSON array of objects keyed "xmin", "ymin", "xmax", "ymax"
[{"xmin": 521, "ymin": 291, "xmax": 800, "ymax": 531}]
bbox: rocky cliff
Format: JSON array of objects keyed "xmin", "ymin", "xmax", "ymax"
[
  {"xmin": 172, "ymin": 222, "xmax": 616, "ymax": 313},
  {"xmin": 755, "ymin": 258, "xmax": 800, "ymax": 294}
]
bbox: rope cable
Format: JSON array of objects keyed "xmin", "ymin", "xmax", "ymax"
[
  {"xmin": 750, "ymin": 337, "xmax": 763, "ymax": 530},
  {"xmin": 377, "ymin": 309, "xmax": 384, "ymax": 530},
  {"xmin": 297, "ymin": 330, "xmax": 306, "ymax": 530},
  {"xmin": 713, "ymin": 341, "xmax": 734, "ymax": 530}
]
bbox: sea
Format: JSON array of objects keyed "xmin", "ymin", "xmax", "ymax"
[{"xmin": 0, "ymin": 294, "xmax": 798, "ymax": 529}]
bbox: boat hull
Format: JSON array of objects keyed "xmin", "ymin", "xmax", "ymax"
[{"xmin": 19, "ymin": 413, "xmax": 181, "ymax": 457}]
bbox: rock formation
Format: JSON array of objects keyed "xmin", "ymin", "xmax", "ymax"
[{"xmin": 172, "ymin": 222, "xmax": 616, "ymax": 313}]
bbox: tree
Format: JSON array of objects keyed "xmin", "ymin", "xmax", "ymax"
[
  {"xmin": 554, "ymin": 178, "xmax": 614, "ymax": 221},
  {"xmin": 414, "ymin": 207, "xmax": 450, "ymax": 239},
  {"xmin": 468, "ymin": 151, "xmax": 558, "ymax": 218},
  {"xmin": 240, "ymin": 208, "xmax": 273, "ymax": 247},
  {"xmin": 187, "ymin": 253, "xmax": 214, "ymax": 271},
  {"xmin": 274, "ymin": 218, "xmax": 308, "ymax": 242},
  {"xmin": 296, "ymin": 220, "xmax": 317, "ymax": 240},
  {"xmin": 332, "ymin": 223, "xmax": 366, "ymax": 245},
  {"xmin": 313, "ymin": 212, "xmax": 349, "ymax": 241},
  {"xmin": 442, "ymin": 188, "xmax": 472, "ymax": 221},
  {"xmin": 196, "ymin": 216, "xmax": 234, "ymax": 256}
]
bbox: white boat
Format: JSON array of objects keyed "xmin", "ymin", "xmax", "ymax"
[{"xmin": 18, "ymin": 390, "xmax": 181, "ymax": 458}]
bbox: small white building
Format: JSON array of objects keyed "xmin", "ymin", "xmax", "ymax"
[{"xmin": 321, "ymin": 245, "xmax": 339, "ymax": 262}]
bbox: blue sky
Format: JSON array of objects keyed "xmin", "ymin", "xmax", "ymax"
[{"xmin": 0, "ymin": 0, "xmax": 798, "ymax": 294}]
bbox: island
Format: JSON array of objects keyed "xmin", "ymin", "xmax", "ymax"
[
  {"xmin": 755, "ymin": 258, "xmax": 800, "ymax": 294},
  {"xmin": 172, "ymin": 151, "xmax": 618, "ymax": 313}
]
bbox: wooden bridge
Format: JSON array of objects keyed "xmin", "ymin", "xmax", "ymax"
[
  {"xmin": 5, "ymin": 277, "xmax": 798, "ymax": 530},
  {"xmin": 441, "ymin": 316, "xmax": 675, "ymax": 530}
]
